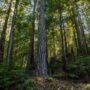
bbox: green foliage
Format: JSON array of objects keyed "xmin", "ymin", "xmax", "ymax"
[
  {"xmin": 67, "ymin": 56, "xmax": 90, "ymax": 79},
  {"xmin": 26, "ymin": 80, "xmax": 37, "ymax": 90},
  {"xmin": 47, "ymin": 77, "xmax": 55, "ymax": 82},
  {"xmin": 0, "ymin": 67, "xmax": 29, "ymax": 89},
  {"xmin": 0, "ymin": 0, "xmax": 90, "ymax": 87},
  {"xmin": 85, "ymin": 84, "xmax": 90, "ymax": 90},
  {"xmin": 48, "ymin": 57, "xmax": 62, "ymax": 74}
]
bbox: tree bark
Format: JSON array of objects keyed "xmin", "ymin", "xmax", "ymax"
[
  {"xmin": 59, "ymin": 10, "xmax": 67, "ymax": 72},
  {"xmin": 80, "ymin": 24, "xmax": 88, "ymax": 55},
  {"xmin": 77, "ymin": 4, "xmax": 88, "ymax": 55},
  {"xmin": 37, "ymin": 0, "xmax": 47, "ymax": 76},
  {"xmin": 72, "ymin": 0, "xmax": 83, "ymax": 55},
  {"xmin": 72, "ymin": 0, "xmax": 88, "ymax": 55},
  {"xmin": 0, "ymin": 0, "xmax": 12, "ymax": 62},
  {"xmin": 27, "ymin": 0, "xmax": 37, "ymax": 70},
  {"xmin": 6, "ymin": 0, "xmax": 19, "ymax": 67}
]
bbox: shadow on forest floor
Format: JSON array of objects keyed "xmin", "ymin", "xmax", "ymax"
[
  {"xmin": 1, "ymin": 77, "xmax": 90, "ymax": 90},
  {"xmin": 34, "ymin": 77, "xmax": 90, "ymax": 90},
  {"xmin": 12, "ymin": 77, "xmax": 90, "ymax": 90}
]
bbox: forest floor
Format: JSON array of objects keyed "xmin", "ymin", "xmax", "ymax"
[
  {"xmin": 34, "ymin": 77, "xmax": 90, "ymax": 90},
  {"xmin": 1, "ymin": 71, "xmax": 90, "ymax": 90},
  {"xmin": 15, "ymin": 77, "xmax": 90, "ymax": 90},
  {"xmin": 2, "ymin": 77, "xmax": 90, "ymax": 90}
]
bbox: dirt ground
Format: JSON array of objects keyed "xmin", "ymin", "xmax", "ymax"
[{"xmin": 35, "ymin": 77, "xmax": 90, "ymax": 90}]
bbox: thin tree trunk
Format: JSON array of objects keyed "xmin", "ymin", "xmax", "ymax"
[
  {"xmin": 52, "ymin": 28, "xmax": 56, "ymax": 58},
  {"xmin": 0, "ymin": 0, "xmax": 12, "ymax": 62},
  {"xmin": 63, "ymin": 23, "xmax": 68, "ymax": 58},
  {"xmin": 72, "ymin": 0, "xmax": 83, "ymax": 55},
  {"xmin": 77, "ymin": 4, "xmax": 88, "ymax": 55},
  {"xmin": 80, "ymin": 24, "xmax": 88, "ymax": 55},
  {"xmin": 72, "ymin": 0, "xmax": 88, "ymax": 55},
  {"xmin": 73, "ymin": 27, "xmax": 78, "ymax": 57},
  {"xmin": 27, "ymin": 0, "xmax": 37, "ymax": 70},
  {"xmin": 59, "ymin": 10, "xmax": 67, "ymax": 72},
  {"xmin": 37, "ymin": 0, "xmax": 47, "ymax": 76},
  {"xmin": 6, "ymin": 0, "xmax": 19, "ymax": 67}
]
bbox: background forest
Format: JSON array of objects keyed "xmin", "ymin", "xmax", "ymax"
[{"xmin": 0, "ymin": 0, "xmax": 90, "ymax": 90}]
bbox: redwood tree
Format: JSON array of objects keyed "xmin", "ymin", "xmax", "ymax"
[{"xmin": 37, "ymin": 0, "xmax": 47, "ymax": 76}]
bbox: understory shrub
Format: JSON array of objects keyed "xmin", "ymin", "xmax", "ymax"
[
  {"xmin": 67, "ymin": 56, "xmax": 90, "ymax": 79},
  {"xmin": 0, "ymin": 66, "xmax": 29, "ymax": 89}
]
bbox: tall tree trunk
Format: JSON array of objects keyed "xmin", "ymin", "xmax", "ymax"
[
  {"xmin": 6, "ymin": 0, "xmax": 19, "ymax": 67},
  {"xmin": 0, "ymin": 0, "xmax": 12, "ymax": 62},
  {"xmin": 73, "ymin": 27, "xmax": 78, "ymax": 57},
  {"xmin": 63, "ymin": 24, "xmax": 68, "ymax": 58},
  {"xmin": 80, "ymin": 24, "xmax": 88, "ymax": 55},
  {"xmin": 52, "ymin": 28, "xmax": 56, "ymax": 58},
  {"xmin": 27, "ymin": 0, "xmax": 37, "ymax": 70},
  {"xmin": 72, "ymin": 0, "xmax": 88, "ymax": 55},
  {"xmin": 37, "ymin": 0, "xmax": 47, "ymax": 76},
  {"xmin": 77, "ymin": 4, "xmax": 88, "ymax": 55},
  {"xmin": 72, "ymin": 0, "xmax": 83, "ymax": 55},
  {"xmin": 59, "ymin": 10, "xmax": 67, "ymax": 72}
]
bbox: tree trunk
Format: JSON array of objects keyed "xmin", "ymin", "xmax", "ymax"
[
  {"xmin": 72, "ymin": 0, "xmax": 83, "ymax": 55},
  {"xmin": 52, "ymin": 29, "xmax": 56, "ymax": 58},
  {"xmin": 80, "ymin": 24, "xmax": 88, "ymax": 55},
  {"xmin": 73, "ymin": 27, "xmax": 78, "ymax": 57},
  {"xmin": 6, "ymin": 0, "xmax": 19, "ymax": 67},
  {"xmin": 63, "ymin": 24, "xmax": 68, "ymax": 58},
  {"xmin": 27, "ymin": 0, "xmax": 37, "ymax": 70},
  {"xmin": 37, "ymin": 0, "xmax": 47, "ymax": 76},
  {"xmin": 59, "ymin": 10, "xmax": 67, "ymax": 72},
  {"xmin": 77, "ymin": 4, "xmax": 88, "ymax": 55},
  {"xmin": 72, "ymin": 0, "xmax": 88, "ymax": 55},
  {"xmin": 0, "ymin": 0, "xmax": 12, "ymax": 62}
]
